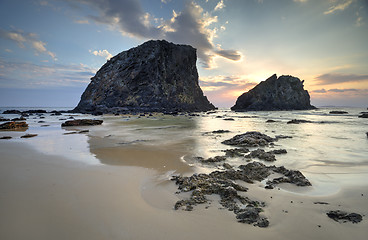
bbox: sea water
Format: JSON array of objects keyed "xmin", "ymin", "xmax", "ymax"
[{"xmin": 1, "ymin": 107, "xmax": 367, "ymax": 195}]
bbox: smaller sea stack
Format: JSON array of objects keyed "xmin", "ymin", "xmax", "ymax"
[{"xmin": 231, "ymin": 74, "xmax": 315, "ymax": 111}]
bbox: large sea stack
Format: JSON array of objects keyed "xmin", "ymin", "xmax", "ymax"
[
  {"xmin": 74, "ymin": 40, "xmax": 215, "ymax": 113},
  {"xmin": 231, "ymin": 74, "xmax": 315, "ymax": 111}
]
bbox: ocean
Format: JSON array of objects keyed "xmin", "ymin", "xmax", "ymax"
[{"xmin": 1, "ymin": 107, "xmax": 368, "ymax": 196}]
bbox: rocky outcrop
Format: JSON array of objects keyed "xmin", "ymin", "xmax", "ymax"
[
  {"xmin": 61, "ymin": 119, "xmax": 103, "ymax": 127},
  {"xmin": 0, "ymin": 121, "xmax": 28, "ymax": 130},
  {"xmin": 327, "ymin": 210, "xmax": 362, "ymax": 223},
  {"xmin": 329, "ymin": 111, "xmax": 348, "ymax": 114},
  {"xmin": 231, "ymin": 74, "xmax": 316, "ymax": 111},
  {"xmin": 73, "ymin": 40, "xmax": 215, "ymax": 113}
]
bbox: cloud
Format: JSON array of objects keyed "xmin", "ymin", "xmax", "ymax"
[
  {"xmin": 89, "ymin": 49, "xmax": 113, "ymax": 60},
  {"xmin": 0, "ymin": 59, "xmax": 96, "ymax": 88},
  {"xmin": 312, "ymin": 88, "xmax": 364, "ymax": 94},
  {"xmin": 74, "ymin": 19, "xmax": 89, "ymax": 24},
  {"xmin": 312, "ymin": 89, "xmax": 327, "ymax": 93},
  {"xmin": 69, "ymin": 0, "xmax": 162, "ymax": 39},
  {"xmin": 0, "ymin": 28, "xmax": 56, "ymax": 60},
  {"xmin": 199, "ymin": 75, "xmax": 257, "ymax": 107},
  {"xmin": 328, "ymin": 88, "xmax": 359, "ymax": 92},
  {"xmin": 200, "ymin": 75, "xmax": 257, "ymax": 92},
  {"xmin": 214, "ymin": 0, "xmax": 225, "ymax": 11},
  {"xmin": 66, "ymin": 0, "xmax": 241, "ymax": 69},
  {"xmin": 324, "ymin": 0, "xmax": 353, "ymax": 15},
  {"xmin": 315, "ymin": 73, "xmax": 368, "ymax": 85},
  {"xmin": 215, "ymin": 49, "xmax": 242, "ymax": 61}
]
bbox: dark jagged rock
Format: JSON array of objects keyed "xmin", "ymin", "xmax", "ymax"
[
  {"xmin": 0, "ymin": 118, "xmax": 11, "ymax": 122},
  {"xmin": 212, "ymin": 130, "xmax": 230, "ymax": 134},
  {"xmin": 223, "ymin": 163, "xmax": 233, "ymax": 169},
  {"xmin": 271, "ymin": 166, "xmax": 312, "ymax": 186},
  {"xmin": 2, "ymin": 110, "xmax": 21, "ymax": 114},
  {"xmin": 231, "ymin": 74, "xmax": 315, "ymax": 111},
  {"xmin": 73, "ymin": 40, "xmax": 215, "ymax": 113},
  {"xmin": 223, "ymin": 118, "xmax": 235, "ymax": 121},
  {"xmin": 172, "ymin": 161, "xmax": 311, "ymax": 226},
  {"xmin": 221, "ymin": 131, "xmax": 275, "ymax": 147},
  {"xmin": 61, "ymin": 119, "xmax": 103, "ymax": 127},
  {"xmin": 358, "ymin": 113, "xmax": 368, "ymax": 118},
  {"xmin": 0, "ymin": 121, "xmax": 28, "ymax": 130},
  {"xmin": 266, "ymin": 119, "xmax": 276, "ymax": 123},
  {"xmin": 23, "ymin": 109, "xmax": 47, "ymax": 114},
  {"xmin": 238, "ymin": 162, "xmax": 272, "ymax": 181},
  {"xmin": 224, "ymin": 148, "xmax": 249, "ymax": 157},
  {"xmin": 329, "ymin": 111, "xmax": 348, "ymax": 114},
  {"xmin": 20, "ymin": 134, "xmax": 38, "ymax": 138},
  {"xmin": 275, "ymin": 135, "xmax": 292, "ymax": 139},
  {"xmin": 314, "ymin": 202, "xmax": 329, "ymax": 205},
  {"xmin": 236, "ymin": 207, "xmax": 269, "ymax": 227},
  {"xmin": 270, "ymin": 149, "xmax": 287, "ymax": 154},
  {"xmin": 199, "ymin": 156, "xmax": 227, "ymax": 163},
  {"xmin": 327, "ymin": 210, "xmax": 362, "ymax": 223},
  {"xmin": 11, "ymin": 117, "xmax": 26, "ymax": 121},
  {"xmin": 287, "ymin": 119, "xmax": 312, "ymax": 124},
  {"xmin": 0, "ymin": 136, "xmax": 12, "ymax": 139},
  {"xmin": 245, "ymin": 149, "xmax": 276, "ymax": 162}
]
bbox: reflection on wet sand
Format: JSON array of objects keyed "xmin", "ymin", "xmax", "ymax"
[{"xmin": 90, "ymin": 138, "xmax": 195, "ymax": 174}]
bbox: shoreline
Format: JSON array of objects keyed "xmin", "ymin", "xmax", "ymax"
[{"xmin": 1, "ymin": 141, "xmax": 367, "ymax": 240}]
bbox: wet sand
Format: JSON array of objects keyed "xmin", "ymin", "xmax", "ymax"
[{"xmin": 1, "ymin": 140, "xmax": 367, "ymax": 240}]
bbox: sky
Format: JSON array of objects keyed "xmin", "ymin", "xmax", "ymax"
[{"xmin": 0, "ymin": 0, "xmax": 367, "ymax": 108}]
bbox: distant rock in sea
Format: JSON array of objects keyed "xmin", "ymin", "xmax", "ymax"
[
  {"xmin": 329, "ymin": 111, "xmax": 348, "ymax": 114},
  {"xmin": 231, "ymin": 74, "xmax": 316, "ymax": 111},
  {"xmin": 73, "ymin": 40, "xmax": 215, "ymax": 114}
]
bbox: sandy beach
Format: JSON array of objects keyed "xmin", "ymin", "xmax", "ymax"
[{"xmin": 1, "ymin": 130, "xmax": 367, "ymax": 240}]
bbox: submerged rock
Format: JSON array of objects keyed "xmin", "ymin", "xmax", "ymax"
[
  {"xmin": 287, "ymin": 119, "xmax": 312, "ymax": 124},
  {"xmin": 2, "ymin": 110, "xmax": 21, "ymax": 114},
  {"xmin": 0, "ymin": 136, "xmax": 12, "ymax": 139},
  {"xmin": 199, "ymin": 156, "xmax": 227, "ymax": 163},
  {"xmin": 61, "ymin": 119, "xmax": 103, "ymax": 127},
  {"xmin": 329, "ymin": 111, "xmax": 348, "ymax": 114},
  {"xmin": 358, "ymin": 113, "xmax": 368, "ymax": 118},
  {"xmin": 212, "ymin": 130, "xmax": 230, "ymax": 134},
  {"xmin": 73, "ymin": 40, "xmax": 215, "ymax": 113},
  {"xmin": 327, "ymin": 210, "xmax": 363, "ymax": 223},
  {"xmin": 231, "ymin": 74, "xmax": 315, "ymax": 111},
  {"xmin": 0, "ymin": 121, "xmax": 28, "ymax": 130},
  {"xmin": 0, "ymin": 117, "xmax": 11, "ymax": 122},
  {"xmin": 221, "ymin": 131, "xmax": 275, "ymax": 147},
  {"xmin": 20, "ymin": 134, "xmax": 38, "ymax": 138}
]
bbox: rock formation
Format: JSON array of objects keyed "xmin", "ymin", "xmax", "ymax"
[
  {"xmin": 231, "ymin": 74, "xmax": 315, "ymax": 111},
  {"xmin": 73, "ymin": 40, "xmax": 215, "ymax": 113}
]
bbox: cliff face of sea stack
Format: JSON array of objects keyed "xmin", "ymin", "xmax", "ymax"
[
  {"xmin": 231, "ymin": 74, "xmax": 315, "ymax": 111},
  {"xmin": 73, "ymin": 40, "xmax": 215, "ymax": 113}
]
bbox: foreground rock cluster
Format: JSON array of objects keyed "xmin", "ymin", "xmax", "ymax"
[{"xmin": 172, "ymin": 131, "xmax": 311, "ymax": 227}]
